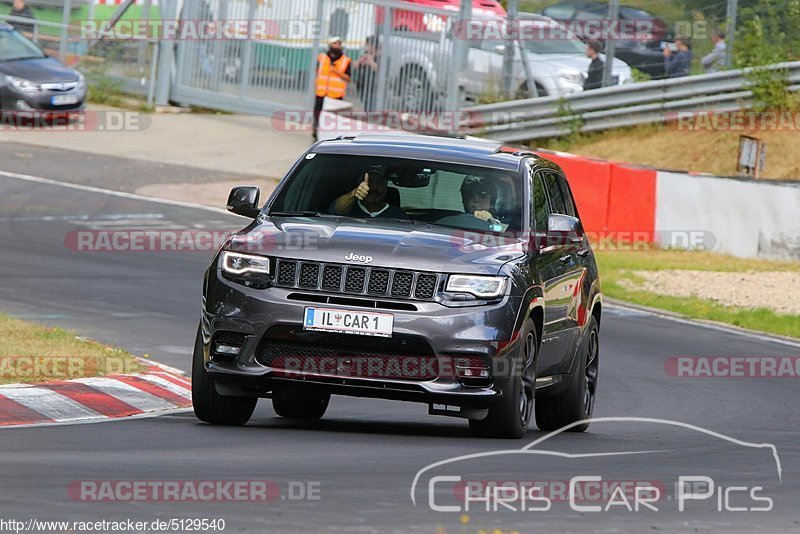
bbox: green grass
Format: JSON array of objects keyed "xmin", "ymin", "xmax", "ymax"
[
  {"xmin": 596, "ymin": 250, "xmax": 800, "ymax": 338},
  {"xmin": 0, "ymin": 313, "xmax": 144, "ymax": 385}
]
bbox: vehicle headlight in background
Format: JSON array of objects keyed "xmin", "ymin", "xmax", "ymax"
[
  {"xmin": 423, "ymin": 13, "xmax": 445, "ymax": 32},
  {"xmin": 76, "ymin": 73, "xmax": 86, "ymax": 90},
  {"xmin": 220, "ymin": 251, "xmax": 271, "ymax": 288},
  {"xmin": 446, "ymin": 275, "xmax": 506, "ymax": 299},
  {"xmin": 558, "ymin": 71, "xmax": 585, "ymax": 86},
  {"xmin": 5, "ymin": 75, "xmax": 40, "ymax": 93}
]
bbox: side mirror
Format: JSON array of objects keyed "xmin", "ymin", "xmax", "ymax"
[
  {"xmin": 546, "ymin": 213, "xmax": 585, "ymax": 244},
  {"xmin": 493, "ymin": 44, "xmax": 506, "ymax": 54},
  {"xmin": 226, "ymin": 186, "xmax": 261, "ymax": 218}
]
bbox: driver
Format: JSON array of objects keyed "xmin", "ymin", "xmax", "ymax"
[{"xmin": 331, "ymin": 170, "xmax": 409, "ymax": 219}]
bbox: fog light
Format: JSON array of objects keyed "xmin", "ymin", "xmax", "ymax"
[
  {"xmin": 454, "ymin": 357, "xmax": 491, "ymax": 386},
  {"xmin": 213, "ymin": 344, "xmax": 241, "ymax": 355},
  {"xmin": 15, "ymin": 99, "xmax": 33, "ymax": 111}
]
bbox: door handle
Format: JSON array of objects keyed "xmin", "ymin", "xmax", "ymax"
[
  {"xmin": 577, "ymin": 248, "xmax": 591, "ymax": 258},
  {"xmin": 559, "ymin": 254, "xmax": 573, "ymax": 264}
]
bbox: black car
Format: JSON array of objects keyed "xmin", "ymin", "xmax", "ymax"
[
  {"xmin": 0, "ymin": 22, "xmax": 86, "ymax": 115},
  {"xmin": 542, "ymin": 1, "xmax": 671, "ymax": 79},
  {"xmin": 193, "ymin": 134, "xmax": 602, "ymax": 438}
]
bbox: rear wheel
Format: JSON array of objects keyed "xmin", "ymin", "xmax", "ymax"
[
  {"xmin": 272, "ymin": 389, "xmax": 330, "ymax": 420},
  {"xmin": 516, "ymin": 81, "xmax": 547, "ymax": 99},
  {"xmin": 398, "ymin": 65, "xmax": 433, "ymax": 112},
  {"xmin": 192, "ymin": 325, "xmax": 257, "ymax": 426},
  {"xmin": 469, "ymin": 323, "xmax": 537, "ymax": 438},
  {"xmin": 535, "ymin": 316, "xmax": 599, "ymax": 432}
]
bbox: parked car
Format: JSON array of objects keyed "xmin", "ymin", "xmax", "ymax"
[
  {"xmin": 0, "ymin": 22, "xmax": 86, "ymax": 115},
  {"xmin": 386, "ymin": 15, "xmax": 632, "ymax": 110},
  {"xmin": 540, "ymin": 1, "xmax": 671, "ymax": 79},
  {"xmin": 377, "ymin": 0, "xmax": 506, "ymax": 33},
  {"xmin": 193, "ymin": 133, "xmax": 603, "ymax": 438}
]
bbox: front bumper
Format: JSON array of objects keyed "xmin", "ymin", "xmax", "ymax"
[
  {"xmin": 202, "ymin": 268, "xmax": 524, "ymax": 408},
  {"xmin": 1, "ymin": 85, "xmax": 86, "ymax": 113}
]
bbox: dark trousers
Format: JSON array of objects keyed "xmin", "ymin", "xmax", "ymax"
[{"xmin": 312, "ymin": 95, "xmax": 343, "ymax": 133}]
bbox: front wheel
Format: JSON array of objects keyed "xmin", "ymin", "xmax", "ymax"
[
  {"xmin": 469, "ymin": 323, "xmax": 537, "ymax": 438},
  {"xmin": 191, "ymin": 325, "xmax": 257, "ymax": 426},
  {"xmin": 535, "ymin": 315, "xmax": 599, "ymax": 432}
]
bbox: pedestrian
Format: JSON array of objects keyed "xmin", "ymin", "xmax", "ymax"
[
  {"xmin": 701, "ymin": 28, "xmax": 726, "ymax": 73},
  {"xmin": 312, "ymin": 36, "xmax": 352, "ymax": 142},
  {"xmin": 664, "ymin": 36, "xmax": 693, "ymax": 78},
  {"xmin": 355, "ymin": 35, "xmax": 380, "ymax": 112},
  {"xmin": 583, "ymin": 40, "xmax": 604, "ymax": 91},
  {"xmin": 9, "ymin": 0, "xmax": 35, "ymax": 34}
]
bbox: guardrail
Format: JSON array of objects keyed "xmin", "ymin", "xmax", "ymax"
[{"xmin": 465, "ymin": 61, "xmax": 800, "ymax": 142}]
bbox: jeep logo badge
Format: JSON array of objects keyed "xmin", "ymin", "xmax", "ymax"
[{"xmin": 345, "ymin": 253, "xmax": 372, "ymax": 264}]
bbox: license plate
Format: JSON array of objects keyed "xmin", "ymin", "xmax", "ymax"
[
  {"xmin": 51, "ymin": 95, "xmax": 78, "ymax": 106},
  {"xmin": 303, "ymin": 307, "xmax": 393, "ymax": 337}
]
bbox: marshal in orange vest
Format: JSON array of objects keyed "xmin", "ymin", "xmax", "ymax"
[{"xmin": 315, "ymin": 53, "xmax": 352, "ymax": 99}]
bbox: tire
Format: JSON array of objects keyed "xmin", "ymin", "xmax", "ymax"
[
  {"xmin": 535, "ymin": 315, "xmax": 599, "ymax": 433},
  {"xmin": 272, "ymin": 389, "xmax": 330, "ymax": 420},
  {"xmin": 398, "ymin": 65, "xmax": 433, "ymax": 113},
  {"xmin": 515, "ymin": 82, "xmax": 547, "ymax": 99},
  {"xmin": 469, "ymin": 322, "xmax": 537, "ymax": 439},
  {"xmin": 191, "ymin": 325, "xmax": 257, "ymax": 426}
]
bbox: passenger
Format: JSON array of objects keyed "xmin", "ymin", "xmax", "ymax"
[{"xmin": 331, "ymin": 170, "xmax": 409, "ymax": 219}]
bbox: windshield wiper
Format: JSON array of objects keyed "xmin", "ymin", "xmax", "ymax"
[
  {"xmin": 268, "ymin": 210, "xmax": 322, "ymax": 217},
  {"xmin": 6, "ymin": 56, "xmax": 45, "ymax": 61}
]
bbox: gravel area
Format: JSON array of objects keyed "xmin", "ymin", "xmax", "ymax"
[{"xmin": 622, "ymin": 270, "xmax": 800, "ymax": 315}]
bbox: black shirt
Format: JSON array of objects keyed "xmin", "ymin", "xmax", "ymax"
[
  {"xmin": 583, "ymin": 57, "xmax": 604, "ymax": 91},
  {"xmin": 10, "ymin": 5, "xmax": 35, "ymax": 33}
]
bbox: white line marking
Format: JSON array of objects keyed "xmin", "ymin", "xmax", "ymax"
[
  {"xmin": 0, "ymin": 407, "xmax": 193, "ymax": 430},
  {"xmin": 606, "ymin": 303, "xmax": 800, "ymax": 349},
  {"xmin": 73, "ymin": 377, "xmax": 177, "ymax": 412},
  {"xmin": 0, "ymin": 387, "xmax": 101, "ymax": 422},
  {"xmin": 0, "ymin": 170, "xmax": 232, "ymax": 215}
]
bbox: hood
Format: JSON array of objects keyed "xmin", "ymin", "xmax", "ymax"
[
  {"xmin": 227, "ymin": 216, "xmax": 527, "ymax": 276},
  {"xmin": 526, "ymin": 53, "xmax": 630, "ymax": 74},
  {"xmin": 0, "ymin": 57, "xmax": 80, "ymax": 83}
]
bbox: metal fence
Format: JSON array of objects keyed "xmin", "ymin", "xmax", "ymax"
[{"xmin": 465, "ymin": 60, "xmax": 800, "ymax": 141}]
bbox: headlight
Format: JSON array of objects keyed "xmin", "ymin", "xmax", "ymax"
[
  {"xmin": 220, "ymin": 251, "xmax": 270, "ymax": 288},
  {"xmin": 445, "ymin": 275, "xmax": 506, "ymax": 299},
  {"xmin": 5, "ymin": 75, "xmax": 40, "ymax": 93},
  {"xmin": 423, "ymin": 13, "xmax": 445, "ymax": 32},
  {"xmin": 76, "ymin": 73, "xmax": 86, "ymax": 89},
  {"xmin": 559, "ymin": 71, "xmax": 584, "ymax": 86}
]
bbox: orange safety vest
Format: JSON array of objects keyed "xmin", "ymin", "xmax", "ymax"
[{"xmin": 316, "ymin": 53, "xmax": 351, "ymax": 99}]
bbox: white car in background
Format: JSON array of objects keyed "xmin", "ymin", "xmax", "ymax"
[{"xmin": 464, "ymin": 14, "xmax": 633, "ymax": 99}]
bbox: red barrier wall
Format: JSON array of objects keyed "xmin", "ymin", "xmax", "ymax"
[{"xmin": 537, "ymin": 152, "xmax": 612, "ymax": 234}]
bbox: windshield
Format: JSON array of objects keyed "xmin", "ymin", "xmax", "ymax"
[
  {"xmin": 270, "ymin": 154, "xmax": 524, "ymax": 233},
  {"xmin": 0, "ymin": 29, "xmax": 46, "ymax": 61},
  {"xmin": 520, "ymin": 24, "xmax": 587, "ymax": 54}
]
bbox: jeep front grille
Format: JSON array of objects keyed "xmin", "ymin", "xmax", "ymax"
[{"xmin": 274, "ymin": 260, "xmax": 440, "ymax": 301}]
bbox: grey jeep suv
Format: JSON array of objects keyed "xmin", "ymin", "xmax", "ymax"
[{"xmin": 193, "ymin": 133, "xmax": 602, "ymax": 438}]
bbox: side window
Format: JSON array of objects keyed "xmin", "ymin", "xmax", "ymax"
[
  {"xmin": 543, "ymin": 172, "xmax": 568, "ymax": 215},
  {"xmin": 557, "ymin": 174, "xmax": 577, "ymax": 218},
  {"xmin": 532, "ymin": 172, "xmax": 549, "ymax": 232}
]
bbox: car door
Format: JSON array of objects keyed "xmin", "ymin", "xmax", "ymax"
[{"xmin": 536, "ymin": 170, "xmax": 582, "ymax": 374}]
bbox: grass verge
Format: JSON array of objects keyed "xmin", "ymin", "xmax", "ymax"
[
  {"xmin": 0, "ymin": 314, "xmax": 145, "ymax": 385},
  {"xmin": 596, "ymin": 250, "xmax": 800, "ymax": 338}
]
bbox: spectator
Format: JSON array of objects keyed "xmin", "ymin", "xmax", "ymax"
[
  {"xmin": 355, "ymin": 35, "xmax": 381, "ymax": 112},
  {"xmin": 9, "ymin": 0, "xmax": 35, "ymax": 34},
  {"xmin": 312, "ymin": 37, "xmax": 352, "ymax": 142},
  {"xmin": 702, "ymin": 28, "xmax": 727, "ymax": 73},
  {"xmin": 664, "ymin": 36, "xmax": 692, "ymax": 78},
  {"xmin": 583, "ymin": 40, "xmax": 604, "ymax": 91}
]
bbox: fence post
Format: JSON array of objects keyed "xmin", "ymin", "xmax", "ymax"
[
  {"xmin": 306, "ymin": 0, "xmax": 325, "ymax": 111},
  {"xmin": 239, "ymin": 0, "xmax": 257, "ymax": 97},
  {"xmin": 502, "ymin": 0, "xmax": 518, "ymax": 98},
  {"xmin": 155, "ymin": 0, "xmax": 177, "ymax": 106},
  {"xmin": 373, "ymin": 5, "xmax": 392, "ymax": 112},
  {"xmin": 59, "ymin": 0, "xmax": 71, "ymax": 59},
  {"xmin": 601, "ymin": 0, "xmax": 619, "ymax": 87},
  {"xmin": 445, "ymin": 0, "xmax": 472, "ymax": 115},
  {"xmin": 725, "ymin": 0, "xmax": 738, "ymax": 67}
]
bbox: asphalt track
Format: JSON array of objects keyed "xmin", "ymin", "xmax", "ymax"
[{"xmin": 1, "ymin": 152, "xmax": 799, "ymax": 533}]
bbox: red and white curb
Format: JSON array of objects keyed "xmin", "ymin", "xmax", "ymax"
[{"xmin": 0, "ymin": 360, "xmax": 192, "ymax": 428}]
